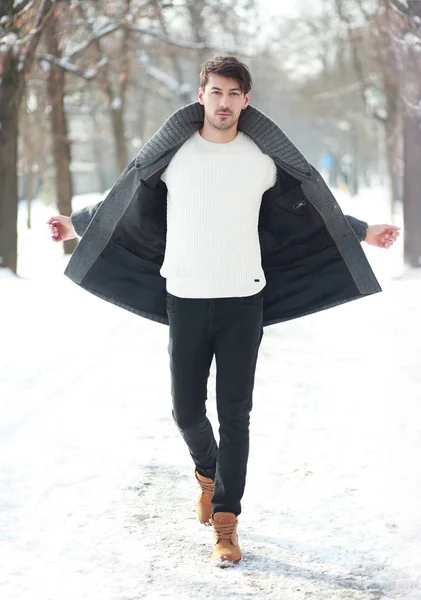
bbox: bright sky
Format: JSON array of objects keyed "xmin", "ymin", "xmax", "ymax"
[
  {"xmin": 258, "ymin": 0, "xmax": 299, "ymax": 19},
  {"xmin": 258, "ymin": 0, "xmax": 323, "ymax": 21}
]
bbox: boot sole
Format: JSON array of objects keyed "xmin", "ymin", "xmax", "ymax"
[{"xmin": 213, "ymin": 558, "xmax": 241, "ymax": 568}]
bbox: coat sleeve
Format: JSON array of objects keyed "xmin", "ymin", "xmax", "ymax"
[
  {"xmin": 345, "ymin": 215, "xmax": 368, "ymax": 242},
  {"xmin": 71, "ymin": 201, "xmax": 103, "ymax": 237}
]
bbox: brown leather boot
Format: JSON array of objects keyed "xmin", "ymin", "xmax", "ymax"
[
  {"xmin": 195, "ymin": 471, "xmax": 214, "ymax": 525},
  {"xmin": 210, "ymin": 512, "xmax": 241, "ymax": 566}
]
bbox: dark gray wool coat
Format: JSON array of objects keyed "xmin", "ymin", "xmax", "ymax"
[{"xmin": 65, "ymin": 102, "xmax": 381, "ymax": 327}]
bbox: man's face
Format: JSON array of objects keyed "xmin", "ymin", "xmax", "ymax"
[{"xmin": 198, "ymin": 73, "xmax": 250, "ymax": 132}]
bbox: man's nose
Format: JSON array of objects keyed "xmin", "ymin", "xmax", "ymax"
[{"xmin": 219, "ymin": 96, "xmax": 230, "ymax": 108}]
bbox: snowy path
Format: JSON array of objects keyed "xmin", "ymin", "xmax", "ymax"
[
  {"xmin": 1, "ymin": 261, "xmax": 420, "ymax": 600},
  {"xmin": 1, "ymin": 191, "xmax": 421, "ymax": 600}
]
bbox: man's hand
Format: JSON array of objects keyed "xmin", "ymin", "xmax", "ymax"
[
  {"xmin": 46, "ymin": 215, "xmax": 77, "ymax": 242},
  {"xmin": 364, "ymin": 224, "xmax": 401, "ymax": 249}
]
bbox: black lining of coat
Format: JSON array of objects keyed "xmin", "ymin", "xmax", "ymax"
[
  {"xmin": 77, "ymin": 164, "xmax": 378, "ymax": 327},
  {"xmin": 65, "ymin": 103, "xmax": 381, "ymax": 326}
]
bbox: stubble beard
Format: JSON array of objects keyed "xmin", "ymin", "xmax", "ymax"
[{"xmin": 206, "ymin": 112, "xmax": 239, "ymax": 131}]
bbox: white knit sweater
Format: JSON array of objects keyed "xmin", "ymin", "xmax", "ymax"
[{"xmin": 160, "ymin": 131, "xmax": 277, "ymax": 298}]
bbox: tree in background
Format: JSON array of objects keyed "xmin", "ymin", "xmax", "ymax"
[
  {"xmin": 20, "ymin": 85, "xmax": 50, "ymax": 229},
  {"xmin": 0, "ymin": 0, "xmax": 53, "ymax": 273},
  {"xmin": 3, "ymin": 0, "xmax": 419, "ymax": 273},
  {"xmin": 265, "ymin": 2, "xmax": 382, "ymax": 195},
  {"xmin": 45, "ymin": 2, "xmax": 77, "ymax": 254},
  {"xmin": 392, "ymin": 0, "xmax": 421, "ymax": 267},
  {"xmin": 265, "ymin": 0, "xmax": 421, "ymax": 268},
  {"xmin": 335, "ymin": 0, "xmax": 421, "ymax": 266},
  {"xmin": 334, "ymin": 0, "xmax": 401, "ymax": 208}
]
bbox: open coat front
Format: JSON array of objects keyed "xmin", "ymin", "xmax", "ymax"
[{"xmin": 65, "ymin": 103, "xmax": 381, "ymax": 327}]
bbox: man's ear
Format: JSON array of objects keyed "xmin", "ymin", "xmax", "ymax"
[
  {"xmin": 243, "ymin": 92, "xmax": 250, "ymax": 109},
  {"xmin": 198, "ymin": 87, "xmax": 204, "ymax": 105}
]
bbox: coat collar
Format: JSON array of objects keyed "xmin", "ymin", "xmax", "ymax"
[{"xmin": 135, "ymin": 102, "xmax": 312, "ymax": 181}]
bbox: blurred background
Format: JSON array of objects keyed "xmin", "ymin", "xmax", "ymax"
[
  {"xmin": 1, "ymin": 6, "xmax": 421, "ymax": 596},
  {"xmin": 0, "ymin": 0, "xmax": 420, "ymax": 276}
]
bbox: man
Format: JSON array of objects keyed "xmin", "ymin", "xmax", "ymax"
[{"xmin": 48, "ymin": 55, "xmax": 400, "ymax": 567}]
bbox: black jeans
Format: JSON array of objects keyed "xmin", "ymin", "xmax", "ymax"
[{"xmin": 166, "ymin": 290, "xmax": 264, "ymax": 516}]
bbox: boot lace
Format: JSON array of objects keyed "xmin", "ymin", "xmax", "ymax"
[{"xmin": 213, "ymin": 520, "xmax": 237, "ymax": 541}]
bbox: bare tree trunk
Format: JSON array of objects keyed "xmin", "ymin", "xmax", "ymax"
[
  {"xmin": 384, "ymin": 118, "xmax": 401, "ymax": 209},
  {"xmin": 46, "ymin": 6, "xmax": 77, "ymax": 254},
  {"xmin": 340, "ymin": 0, "xmax": 402, "ymax": 212},
  {"xmin": 113, "ymin": 19, "xmax": 130, "ymax": 173},
  {"xmin": 187, "ymin": 1, "xmax": 208, "ymax": 73},
  {"xmin": 91, "ymin": 111, "xmax": 109, "ymax": 192},
  {"xmin": 111, "ymin": 104, "xmax": 128, "ymax": 173},
  {"xmin": 0, "ymin": 51, "xmax": 21, "ymax": 272},
  {"xmin": 95, "ymin": 59, "xmax": 128, "ymax": 173},
  {"xmin": 379, "ymin": 1, "xmax": 402, "ymax": 211},
  {"xmin": 0, "ymin": 0, "xmax": 52, "ymax": 273},
  {"xmin": 400, "ymin": 1, "xmax": 421, "ymax": 267},
  {"xmin": 25, "ymin": 167, "xmax": 36, "ymax": 229},
  {"xmin": 402, "ymin": 110, "xmax": 421, "ymax": 266},
  {"xmin": 81, "ymin": 0, "xmax": 129, "ymax": 175}
]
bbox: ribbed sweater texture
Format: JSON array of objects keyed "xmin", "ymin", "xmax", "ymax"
[{"xmin": 160, "ymin": 131, "xmax": 277, "ymax": 298}]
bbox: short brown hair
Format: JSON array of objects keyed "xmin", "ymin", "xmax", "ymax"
[{"xmin": 199, "ymin": 55, "xmax": 252, "ymax": 95}]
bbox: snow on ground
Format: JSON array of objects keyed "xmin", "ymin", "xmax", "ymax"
[{"xmin": 0, "ymin": 188, "xmax": 420, "ymax": 599}]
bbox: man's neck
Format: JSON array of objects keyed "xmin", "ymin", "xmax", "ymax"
[{"xmin": 199, "ymin": 122, "xmax": 238, "ymax": 144}]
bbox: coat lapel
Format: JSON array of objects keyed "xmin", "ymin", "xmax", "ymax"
[{"xmin": 136, "ymin": 103, "xmax": 312, "ymax": 181}]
